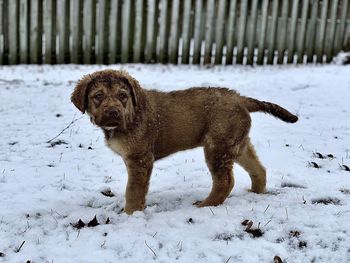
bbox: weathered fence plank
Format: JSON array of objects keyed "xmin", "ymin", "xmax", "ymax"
[
  {"xmin": 158, "ymin": 0, "xmax": 168, "ymax": 63},
  {"xmin": 168, "ymin": 0, "xmax": 180, "ymax": 63},
  {"xmin": 257, "ymin": 0, "xmax": 269, "ymax": 65},
  {"xmin": 287, "ymin": 0, "xmax": 299, "ymax": 63},
  {"xmin": 19, "ymin": 0, "xmax": 28, "ymax": 64},
  {"xmin": 0, "ymin": 0, "xmax": 4, "ymax": 64},
  {"xmin": 133, "ymin": 0, "xmax": 143, "ymax": 62},
  {"xmin": 145, "ymin": 0, "xmax": 156, "ymax": 63},
  {"xmin": 246, "ymin": 0, "xmax": 258, "ymax": 65},
  {"xmin": 203, "ymin": 0, "xmax": 215, "ymax": 64},
  {"xmin": 181, "ymin": 0, "xmax": 192, "ymax": 64},
  {"xmin": 267, "ymin": 0, "xmax": 279, "ymax": 65},
  {"xmin": 225, "ymin": 0, "xmax": 237, "ymax": 65},
  {"xmin": 306, "ymin": 0, "xmax": 319, "ymax": 62},
  {"xmin": 9, "ymin": 0, "xmax": 19, "ymax": 64},
  {"xmin": 336, "ymin": 0, "xmax": 349, "ymax": 51},
  {"xmin": 214, "ymin": 0, "xmax": 226, "ymax": 65},
  {"xmin": 96, "ymin": 0, "xmax": 108, "ymax": 64},
  {"xmin": 121, "ymin": 0, "xmax": 131, "ymax": 63},
  {"xmin": 297, "ymin": 0, "xmax": 309, "ymax": 64},
  {"xmin": 44, "ymin": 0, "xmax": 56, "ymax": 64},
  {"xmin": 70, "ymin": 0, "xmax": 83, "ymax": 64},
  {"xmin": 236, "ymin": 0, "xmax": 248, "ymax": 64},
  {"xmin": 84, "ymin": 0, "xmax": 96, "ymax": 64},
  {"xmin": 316, "ymin": 0, "xmax": 328, "ymax": 62},
  {"xmin": 57, "ymin": 0, "xmax": 69, "ymax": 63},
  {"xmin": 29, "ymin": 0, "xmax": 42, "ymax": 64},
  {"xmin": 193, "ymin": 0, "xmax": 203, "ymax": 64},
  {"xmin": 325, "ymin": 0, "xmax": 339, "ymax": 62},
  {"xmin": 108, "ymin": 0, "xmax": 119, "ymax": 64},
  {"xmin": 277, "ymin": 0, "xmax": 289, "ymax": 64}
]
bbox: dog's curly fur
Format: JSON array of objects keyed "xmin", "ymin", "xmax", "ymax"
[{"xmin": 71, "ymin": 70, "xmax": 298, "ymax": 214}]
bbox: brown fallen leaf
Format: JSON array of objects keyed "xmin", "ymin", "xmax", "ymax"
[
  {"xmin": 87, "ymin": 216, "xmax": 99, "ymax": 227},
  {"xmin": 72, "ymin": 219, "xmax": 85, "ymax": 229},
  {"xmin": 101, "ymin": 189, "xmax": 115, "ymax": 197},
  {"xmin": 274, "ymin": 255, "xmax": 283, "ymax": 263}
]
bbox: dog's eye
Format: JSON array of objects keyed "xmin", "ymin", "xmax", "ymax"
[
  {"xmin": 118, "ymin": 92, "xmax": 128, "ymax": 101},
  {"xmin": 94, "ymin": 93, "xmax": 104, "ymax": 101}
]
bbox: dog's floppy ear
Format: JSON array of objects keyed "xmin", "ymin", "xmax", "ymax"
[
  {"xmin": 71, "ymin": 76, "xmax": 91, "ymax": 113},
  {"xmin": 118, "ymin": 71, "xmax": 144, "ymax": 110}
]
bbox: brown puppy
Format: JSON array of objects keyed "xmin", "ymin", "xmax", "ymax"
[{"xmin": 71, "ymin": 70, "xmax": 298, "ymax": 215}]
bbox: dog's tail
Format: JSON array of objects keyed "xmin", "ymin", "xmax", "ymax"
[{"xmin": 243, "ymin": 97, "xmax": 298, "ymax": 123}]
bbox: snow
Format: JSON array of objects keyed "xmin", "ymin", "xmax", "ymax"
[{"xmin": 0, "ymin": 64, "xmax": 349, "ymax": 263}]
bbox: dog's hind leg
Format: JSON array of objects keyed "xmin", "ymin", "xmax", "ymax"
[
  {"xmin": 195, "ymin": 144, "xmax": 236, "ymax": 207},
  {"xmin": 237, "ymin": 139, "xmax": 266, "ymax": 193},
  {"xmin": 196, "ymin": 107, "xmax": 251, "ymax": 207}
]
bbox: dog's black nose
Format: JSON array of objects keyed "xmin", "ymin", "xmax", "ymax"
[{"xmin": 107, "ymin": 109, "xmax": 119, "ymax": 118}]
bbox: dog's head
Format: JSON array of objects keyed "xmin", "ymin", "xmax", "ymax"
[{"xmin": 71, "ymin": 70, "xmax": 144, "ymax": 131}]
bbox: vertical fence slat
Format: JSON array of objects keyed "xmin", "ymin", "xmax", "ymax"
[
  {"xmin": 277, "ymin": 0, "xmax": 289, "ymax": 64},
  {"xmin": 257, "ymin": 0, "xmax": 269, "ymax": 65},
  {"xmin": 133, "ymin": 0, "xmax": 143, "ymax": 62},
  {"xmin": 225, "ymin": 0, "xmax": 236, "ymax": 65},
  {"xmin": 109, "ymin": 0, "xmax": 121, "ymax": 64},
  {"xmin": 267, "ymin": 0, "xmax": 279, "ymax": 65},
  {"xmin": 3, "ymin": 0, "xmax": 9, "ymax": 64},
  {"xmin": 203, "ymin": 0, "xmax": 215, "ymax": 64},
  {"xmin": 193, "ymin": 0, "xmax": 203, "ymax": 64},
  {"xmin": 121, "ymin": 0, "xmax": 131, "ymax": 63},
  {"xmin": 336, "ymin": 0, "xmax": 349, "ymax": 50},
  {"xmin": 306, "ymin": 0, "xmax": 319, "ymax": 63},
  {"xmin": 296, "ymin": 0, "xmax": 309, "ymax": 64},
  {"xmin": 287, "ymin": 0, "xmax": 299, "ymax": 63},
  {"xmin": 84, "ymin": 0, "xmax": 96, "ymax": 64},
  {"xmin": 71, "ymin": 0, "xmax": 83, "ymax": 64},
  {"xmin": 181, "ymin": 0, "xmax": 192, "ymax": 64},
  {"xmin": 9, "ymin": 0, "xmax": 19, "ymax": 64},
  {"xmin": 236, "ymin": 0, "xmax": 248, "ymax": 64},
  {"xmin": 325, "ymin": 0, "xmax": 339, "ymax": 62},
  {"xmin": 0, "ymin": 0, "xmax": 3, "ymax": 64},
  {"xmin": 168, "ymin": 0, "xmax": 180, "ymax": 63},
  {"xmin": 19, "ymin": 0, "xmax": 28, "ymax": 64},
  {"xmin": 346, "ymin": 20, "xmax": 350, "ymax": 48},
  {"xmin": 214, "ymin": 0, "xmax": 226, "ymax": 64},
  {"xmin": 57, "ymin": 0, "xmax": 69, "ymax": 63},
  {"xmin": 158, "ymin": 0, "xmax": 168, "ymax": 63},
  {"xmin": 30, "ymin": 0, "xmax": 41, "ymax": 64},
  {"xmin": 44, "ymin": 0, "xmax": 56, "ymax": 64},
  {"xmin": 316, "ymin": 0, "xmax": 328, "ymax": 62},
  {"xmin": 145, "ymin": 0, "xmax": 156, "ymax": 63},
  {"xmin": 246, "ymin": 0, "xmax": 258, "ymax": 65},
  {"xmin": 96, "ymin": 0, "xmax": 108, "ymax": 64}
]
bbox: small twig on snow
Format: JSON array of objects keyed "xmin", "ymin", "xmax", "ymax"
[
  {"xmin": 47, "ymin": 114, "xmax": 83, "ymax": 143},
  {"xmin": 15, "ymin": 241, "xmax": 25, "ymax": 253},
  {"xmin": 263, "ymin": 204, "xmax": 270, "ymax": 214},
  {"xmin": 144, "ymin": 240, "xmax": 157, "ymax": 258},
  {"xmin": 209, "ymin": 207, "xmax": 215, "ymax": 216},
  {"xmin": 264, "ymin": 219, "xmax": 272, "ymax": 227}
]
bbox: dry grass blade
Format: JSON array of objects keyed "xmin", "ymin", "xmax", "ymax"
[{"xmin": 144, "ymin": 240, "xmax": 157, "ymax": 258}]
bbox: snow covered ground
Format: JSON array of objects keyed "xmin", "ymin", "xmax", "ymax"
[{"xmin": 0, "ymin": 64, "xmax": 349, "ymax": 263}]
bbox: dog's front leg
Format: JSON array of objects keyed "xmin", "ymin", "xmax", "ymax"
[{"xmin": 124, "ymin": 153, "xmax": 154, "ymax": 215}]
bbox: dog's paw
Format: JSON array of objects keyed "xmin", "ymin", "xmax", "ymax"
[{"xmin": 193, "ymin": 200, "xmax": 203, "ymax": 207}]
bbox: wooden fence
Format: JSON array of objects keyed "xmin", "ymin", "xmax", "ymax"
[{"xmin": 0, "ymin": 0, "xmax": 349, "ymax": 65}]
